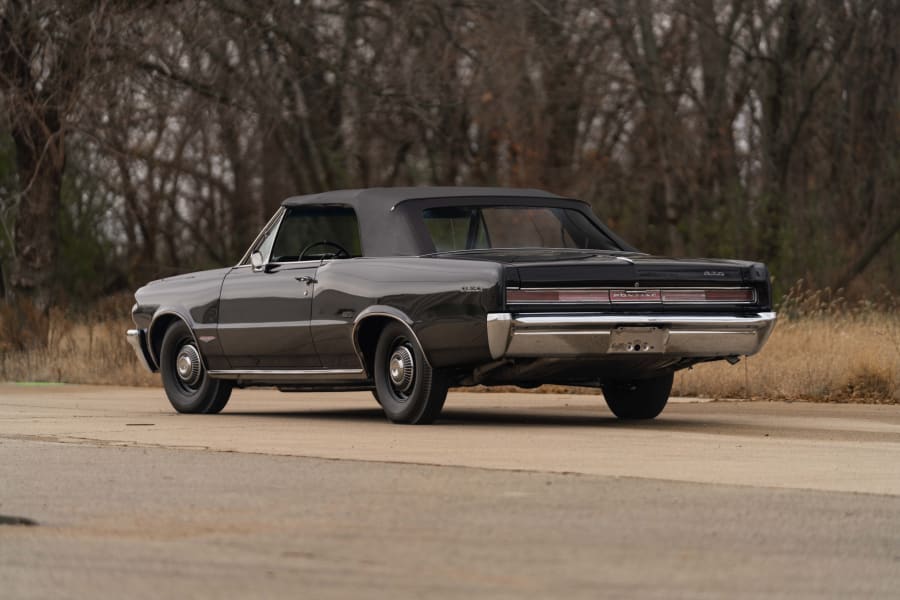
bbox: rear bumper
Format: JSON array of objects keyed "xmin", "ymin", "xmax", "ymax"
[
  {"xmin": 126, "ymin": 329, "xmax": 157, "ymax": 372},
  {"xmin": 486, "ymin": 312, "xmax": 777, "ymax": 359}
]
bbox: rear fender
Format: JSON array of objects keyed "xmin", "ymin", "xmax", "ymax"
[{"xmin": 352, "ymin": 306, "xmax": 426, "ymax": 377}]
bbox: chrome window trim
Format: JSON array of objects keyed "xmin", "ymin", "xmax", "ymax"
[
  {"xmin": 259, "ymin": 258, "xmax": 325, "ymax": 268},
  {"xmin": 231, "ymin": 257, "xmax": 359, "ymax": 270},
  {"xmin": 237, "ymin": 207, "xmax": 286, "ymax": 267}
]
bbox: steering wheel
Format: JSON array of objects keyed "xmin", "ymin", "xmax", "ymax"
[{"xmin": 299, "ymin": 240, "xmax": 351, "ymax": 261}]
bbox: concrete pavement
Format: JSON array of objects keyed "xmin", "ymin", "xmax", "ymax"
[
  {"xmin": 1, "ymin": 384, "xmax": 898, "ymax": 494},
  {"xmin": 1, "ymin": 384, "xmax": 899, "ymax": 598}
]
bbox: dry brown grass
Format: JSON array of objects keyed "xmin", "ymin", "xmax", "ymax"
[
  {"xmin": 1, "ymin": 287, "xmax": 897, "ymax": 402},
  {"xmin": 0, "ymin": 294, "xmax": 157, "ymax": 387},
  {"xmin": 674, "ymin": 286, "xmax": 900, "ymax": 403},
  {"xmin": 673, "ymin": 314, "xmax": 900, "ymax": 402}
]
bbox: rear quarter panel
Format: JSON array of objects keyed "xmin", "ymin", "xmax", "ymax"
[{"xmin": 312, "ymin": 257, "xmax": 504, "ymax": 368}]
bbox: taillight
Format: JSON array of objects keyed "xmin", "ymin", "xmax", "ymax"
[
  {"xmin": 702, "ymin": 288, "xmax": 755, "ymax": 302},
  {"xmin": 659, "ymin": 290, "xmax": 707, "ymax": 302},
  {"xmin": 506, "ymin": 289, "xmax": 611, "ymax": 303},
  {"xmin": 506, "ymin": 287, "xmax": 756, "ymax": 305}
]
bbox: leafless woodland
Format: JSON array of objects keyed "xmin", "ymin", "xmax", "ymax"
[{"xmin": 1, "ymin": 0, "xmax": 898, "ymax": 310}]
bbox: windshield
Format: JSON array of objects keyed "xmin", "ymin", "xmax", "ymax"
[{"xmin": 422, "ymin": 206, "xmax": 620, "ymax": 252}]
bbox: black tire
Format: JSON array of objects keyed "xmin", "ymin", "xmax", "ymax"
[
  {"xmin": 373, "ymin": 322, "xmax": 448, "ymax": 424},
  {"xmin": 160, "ymin": 321, "xmax": 232, "ymax": 414},
  {"xmin": 602, "ymin": 372, "xmax": 673, "ymax": 420}
]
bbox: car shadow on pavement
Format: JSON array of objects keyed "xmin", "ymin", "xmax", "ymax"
[
  {"xmin": 221, "ymin": 407, "xmax": 712, "ymax": 429},
  {"xmin": 439, "ymin": 409, "xmax": 713, "ymax": 429},
  {"xmin": 222, "ymin": 407, "xmax": 386, "ymax": 422},
  {"xmin": 215, "ymin": 400, "xmax": 898, "ymax": 440}
]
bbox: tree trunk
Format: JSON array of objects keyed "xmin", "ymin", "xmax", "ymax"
[{"xmin": 9, "ymin": 113, "xmax": 65, "ymax": 310}]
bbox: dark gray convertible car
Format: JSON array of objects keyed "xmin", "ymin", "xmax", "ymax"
[{"xmin": 127, "ymin": 187, "xmax": 776, "ymax": 423}]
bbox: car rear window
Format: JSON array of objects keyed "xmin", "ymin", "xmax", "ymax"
[{"xmin": 422, "ymin": 206, "xmax": 619, "ymax": 252}]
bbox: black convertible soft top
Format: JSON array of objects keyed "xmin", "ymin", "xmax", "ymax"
[{"xmin": 280, "ymin": 186, "xmax": 598, "ymax": 257}]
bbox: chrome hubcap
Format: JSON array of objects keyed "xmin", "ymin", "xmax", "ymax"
[
  {"xmin": 175, "ymin": 344, "xmax": 202, "ymax": 386},
  {"xmin": 388, "ymin": 346, "xmax": 414, "ymax": 392}
]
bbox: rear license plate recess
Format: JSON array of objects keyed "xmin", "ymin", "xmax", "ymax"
[{"xmin": 608, "ymin": 326, "xmax": 668, "ymax": 353}]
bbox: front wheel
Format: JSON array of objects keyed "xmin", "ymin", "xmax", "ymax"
[
  {"xmin": 373, "ymin": 322, "xmax": 448, "ymax": 424},
  {"xmin": 602, "ymin": 373, "xmax": 673, "ymax": 420},
  {"xmin": 160, "ymin": 321, "xmax": 232, "ymax": 414}
]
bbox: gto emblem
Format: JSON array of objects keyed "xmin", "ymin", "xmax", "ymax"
[
  {"xmin": 704, "ymin": 271, "xmax": 726, "ymax": 277},
  {"xmin": 461, "ymin": 285, "xmax": 483, "ymax": 292}
]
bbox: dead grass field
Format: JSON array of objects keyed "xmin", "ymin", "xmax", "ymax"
[
  {"xmin": 1, "ymin": 290, "xmax": 897, "ymax": 402},
  {"xmin": 673, "ymin": 312, "xmax": 900, "ymax": 402},
  {"xmin": 0, "ymin": 294, "xmax": 158, "ymax": 388},
  {"xmin": 674, "ymin": 288, "xmax": 899, "ymax": 402}
]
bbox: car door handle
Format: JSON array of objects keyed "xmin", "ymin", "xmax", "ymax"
[{"xmin": 295, "ymin": 276, "xmax": 317, "ymax": 285}]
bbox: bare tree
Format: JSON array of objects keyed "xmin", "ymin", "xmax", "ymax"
[
  {"xmin": 0, "ymin": 1, "xmax": 113, "ymax": 306},
  {"xmin": 2, "ymin": 0, "xmax": 897, "ymax": 306}
]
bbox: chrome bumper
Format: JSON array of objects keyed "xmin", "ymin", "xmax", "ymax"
[
  {"xmin": 486, "ymin": 312, "xmax": 777, "ymax": 359},
  {"xmin": 126, "ymin": 329, "xmax": 157, "ymax": 372}
]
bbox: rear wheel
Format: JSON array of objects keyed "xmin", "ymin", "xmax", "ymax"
[
  {"xmin": 160, "ymin": 321, "xmax": 232, "ymax": 414},
  {"xmin": 373, "ymin": 322, "xmax": 448, "ymax": 424},
  {"xmin": 602, "ymin": 373, "xmax": 673, "ymax": 420}
]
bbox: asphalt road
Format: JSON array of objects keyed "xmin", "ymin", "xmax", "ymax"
[{"xmin": 1, "ymin": 384, "xmax": 899, "ymax": 599}]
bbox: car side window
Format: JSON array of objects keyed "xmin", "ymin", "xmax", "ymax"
[
  {"xmin": 423, "ymin": 207, "xmax": 489, "ymax": 252},
  {"xmin": 270, "ymin": 205, "xmax": 362, "ymax": 262}
]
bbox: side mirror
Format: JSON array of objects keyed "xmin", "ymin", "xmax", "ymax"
[{"xmin": 250, "ymin": 251, "xmax": 264, "ymax": 271}]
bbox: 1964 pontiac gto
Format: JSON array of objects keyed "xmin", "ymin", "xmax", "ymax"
[{"xmin": 127, "ymin": 187, "xmax": 776, "ymax": 423}]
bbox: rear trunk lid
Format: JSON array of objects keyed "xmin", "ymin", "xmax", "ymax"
[{"xmin": 447, "ymin": 250, "xmax": 771, "ymax": 312}]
